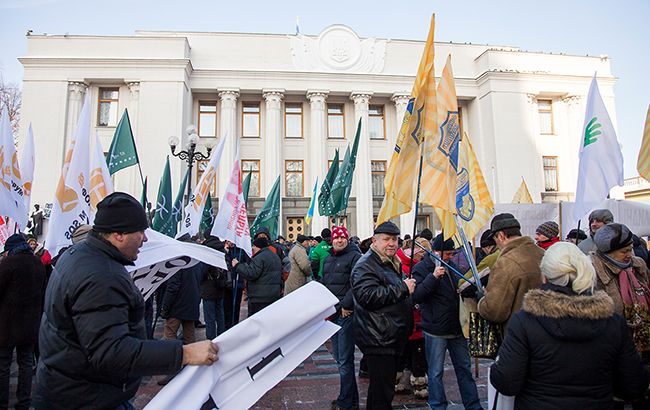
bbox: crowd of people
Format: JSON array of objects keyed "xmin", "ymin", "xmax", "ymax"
[{"xmin": 1, "ymin": 193, "xmax": 649, "ymax": 409}]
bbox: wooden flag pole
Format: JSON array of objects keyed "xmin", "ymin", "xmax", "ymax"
[{"xmin": 408, "ymin": 142, "xmax": 426, "ymax": 275}]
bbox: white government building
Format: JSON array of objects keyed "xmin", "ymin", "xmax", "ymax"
[{"xmin": 19, "ymin": 25, "xmax": 617, "ymax": 241}]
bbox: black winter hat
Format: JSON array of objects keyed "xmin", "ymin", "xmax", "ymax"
[
  {"xmin": 566, "ymin": 228, "xmax": 588, "ymax": 241},
  {"xmin": 419, "ymin": 228, "xmax": 434, "ymax": 241},
  {"xmin": 488, "ymin": 213, "xmax": 521, "ymax": 238},
  {"xmin": 254, "ymin": 227, "xmax": 271, "ymax": 239},
  {"xmin": 374, "ymin": 221, "xmax": 400, "ymax": 236},
  {"xmin": 296, "ymin": 234, "xmax": 309, "ymax": 243},
  {"xmin": 93, "ymin": 192, "xmax": 149, "ymax": 233},
  {"xmin": 321, "ymin": 228, "xmax": 332, "ymax": 239},
  {"xmin": 253, "ymin": 237, "xmax": 270, "ymax": 249},
  {"xmin": 480, "ymin": 230, "xmax": 496, "ymax": 248},
  {"xmin": 432, "ymin": 234, "xmax": 456, "ymax": 252}
]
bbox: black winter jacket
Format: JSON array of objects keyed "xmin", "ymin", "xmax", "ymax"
[
  {"xmin": 351, "ymin": 248, "xmax": 413, "ymax": 355},
  {"xmin": 490, "ymin": 283, "xmax": 648, "ymax": 410},
  {"xmin": 0, "ymin": 251, "xmax": 46, "ymax": 347},
  {"xmin": 411, "ymin": 254, "xmax": 463, "ymax": 336},
  {"xmin": 321, "ymin": 243, "xmax": 362, "ymax": 311},
  {"xmin": 201, "ymin": 236, "xmax": 229, "ymax": 299},
  {"xmin": 33, "ymin": 234, "xmax": 183, "ymax": 409},
  {"xmin": 160, "ymin": 263, "xmax": 202, "ymax": 321},
  {"xmin": 235, "ymin": 247, "xmax": 282, "ymax": 304}
]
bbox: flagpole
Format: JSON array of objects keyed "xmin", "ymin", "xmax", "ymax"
[
  {"xmin": 414, "ymin": 241, "xmax": 478, "ymax": 287},
  {"xmin": 125, "ymin": 109, "xmax": 146, "ymax": 187},
  {"xmin": 453, "ymin": 215, "xmax": 484, "ymax": 292},
  {"xmin": 408, "ymin": 143, "xmax": 426, "ymax": 274}
]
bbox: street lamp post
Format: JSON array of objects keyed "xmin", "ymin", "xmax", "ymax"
[{"xmin": 168, "ymin": 125, "xmax": 212, "ymax": 207}]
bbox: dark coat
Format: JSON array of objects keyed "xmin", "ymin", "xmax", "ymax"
[
  {"xmin": 411, "ymin": 254, "xmax": 463, "ymax": 336},
  {"xmin": 201, "ymin": 236, "xmax": 229, "ymax": 300},
  {"xmin": 33, "ymin": 234, "xmax": 183, "ymax": 410},
  {"xmin": 351, "ymin": 247, "xmax": 413, "ymax": 355},
  {"xmin": 490, "ymin": 283, "xmax": 648, "ymax": 410},
  {"xmin": 225, "ymin": 245, "xmax": 250, "ymax": 288},
  {"xmin": 0, "ymin": 251, "xmax": 46, "ymax": 347},
  {"xmin": 321, "ymin": 243, "xmax": 362, "ymax": 311},
  {"xmin": 160, "ymin": 262, "xmax": 202, "ymax": 321},
  {"xmin": 235, "ymin": 247, "xmax": 282, "ymax": 304}
]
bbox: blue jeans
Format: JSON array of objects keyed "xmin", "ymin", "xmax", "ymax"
[
  {"xmin": 331, "ymin": 314, "xmax": 359, "ymax": 409},
  {"xmin": 424, "ymin": 333, "xmax": 481, "ymax": 410},
  {"xmin": 203, "ymin": 298, "xmax": 225, "ymax": 340}
]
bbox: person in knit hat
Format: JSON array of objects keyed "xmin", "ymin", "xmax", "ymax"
[
  {"xmin": 535, "ymin": 221, "xmax": 560, "ymax": 250},
  {"xmin": 310, "ymin": 228, "xmax": 333, "ymax": 280},
  {"xmin": 578, "ymin": 208, "xmax": 614, "ymax": 255}
]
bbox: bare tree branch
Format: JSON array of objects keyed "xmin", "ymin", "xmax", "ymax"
[{"xmin": 0, "ymin": 78, "xmax": 22, "ymax": 137}]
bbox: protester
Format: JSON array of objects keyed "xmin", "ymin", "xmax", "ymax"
[
  {"xmin": 578, "ymin": 208, "xmax": 614, "ymax": 254},
  {"xmin": 321, "ymin": 226, "xmax": 362, "ymax": 410},
  {"xmin": 254, "ymin": 227, "xmax": 286, "ymax": 261},
  {"xmin": 490, "ymin": 242, "xmax": 648, "ymax": 409},
  {"xmin": 232, "ymin": 236, "xmax": 283, "ymax": 316},
  {"xmin": 565, "ymin": 228, "xmax": 587, "ymax": 244},
  {"xmin": 284, "ymin": 234, "xmax": 312, "ymax": 295},
  {"xmin": 222, "ymin": 239, "xmax": 249, "ymax": 329},
  {"xmin": 0, "ymin": 234, "xmax": 46, "ymax": 410},
  {"xmin": 33, "ymin": 192, "xmax": 217, "ymax": 409},
  {"xmin": 351, "ymin": 221, "xmax": 415, "ymax": 410},
  {"xmin": 310, "ymin": 228, "xmax": 333, "ymax": 280},
  {"xmin": 201, "ymin": 234, "xmax": 228, "ymax": 340},
  {"xmin": 478, "ymin": 213, "xmax": 544, "ymax": 332},
  {"xmin": 535, "ymin": 220, "xmax": 560, "ymax": 250},
  {"xmin": 411, "ymin": 234, "xmax": 482, "ymax": 410}
]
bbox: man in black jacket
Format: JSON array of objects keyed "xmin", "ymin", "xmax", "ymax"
[
  {"xmin": 33, "ymin": 193, "xmax": 217, "ymax": 409},
  {"xmin": 351, "ymin": 221, "xmax": 415, "ymax": 410},
  {"xmin": 322, "ymin": 226, "xmax": 361, "ymax": 410},
  {"xmin": 411, "ymin": 234, "xmax": 481, "ymax": 410}
]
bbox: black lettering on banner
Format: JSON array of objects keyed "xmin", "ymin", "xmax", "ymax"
[{"xmin": 131, "ymin": 256, "xmax": 199, "ymax": 301}]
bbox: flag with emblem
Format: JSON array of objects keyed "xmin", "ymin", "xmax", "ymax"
[
  {"xmin": 328, "ymin": 118, "xmax": 361, "ymax": 215},
  {"xmin": 573, "ymin": 75, "xmax": 623, "ymax": 222},
  {"xmin": 200, "ymin": 193, "xmax": 215, "ymax": 233},
  {"xmin": 318, "ymin": 149, "xmax": 339, "ymax": 216},
  {"xmin": 152, "ymin": 156, "xmax": 172, "ymax": 232},
  {"xmin": 636, "ymin": 105, "xmax": 650, "ymax": 181},
  {"xmin": 106, "ymin": 109, "xmax": 139, "ymax": 175},
  {"xmin": 511, "ymin": 177, "xmax": 534, "ymax": 204},
  {"xmin": 242, "ymin": 171, "xmax": 252, "ymax": 206},
  {"xmin": 250, "ymin": 175, "xmax": 281, "ymax": 240},
  {"xmin": 89, "ymin": 134, "xmax": 114, "ymax": 216},
  {"xmin": 45, "ymin": 94, "xmax": 92, "ymax": 255},
  {"xmin": 305, "ymin": 177, "xmax": 318, "ymax": 225},
  {"xmin": 377, "ymin": 15, "xmax": 437, "ymax": 225},
  {"xmin": 158, "ymin": 169, "xmax": 188, "ymax": 238},
  {"xmin": 435, "ymin": 132, "xmax": 494, "ymax": 241},
  {"xmin": 0, "ymin": 106, "xmax": 28, "ymax": 229},
  {"xmin": 20, "ymin": 123, "xmax": 35, "ymax": 210}
]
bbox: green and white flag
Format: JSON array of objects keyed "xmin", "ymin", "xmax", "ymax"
[
  {"xmin": 242, "ymin": 171, "xmax": 252, "ymax": 206},
  {"xmin": 318, "ymin": 149, "xmax": 339, "ymax": 216},
  {"xmin": 152, "ymin": 157, "xmax": 172, "ymax": 232},
  {"xmin": 157, "ymin": 169, "xmax": 188, "ymax": 238},
  {"xmin": 250, "ymin": 175, "xmax": 281, "ymax": 240},
  {"xmin": 328, "ymin": 118, "xmax": 361, "ymax": 215},
  {"xmin": 200, "ymin": 193, "xmax": 215, "ymax": 234},
  {"xmin": 573, "ymin": 75, "xmax": 623, "ymax": 222},
  {"xmin": 106, "ymin": 109, "xmax": 139, "ymax": 175}
]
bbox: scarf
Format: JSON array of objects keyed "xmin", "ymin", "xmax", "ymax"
[
  {"xmin": 597, "ymin": 251, "xmax": 633, "ymax": 270},
  {"xmin": 619, "ymin": 268, "xmax": 650, "ymax": 308}
]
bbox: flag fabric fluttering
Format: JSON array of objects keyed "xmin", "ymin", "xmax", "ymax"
[
  {"xmin": 636, "ymin": 105, "xmax": 650, "ymax": 181},
  {"xmin": 89, "ymin": 134, "xmax": 114, "ymax": 215},
  {"xmin": 377, "ymin": 15, "xmax": 437, "ymax": 225},
  {"xmin": 305, "ymin": 177, "xmax": 318, "ymax": 226},
  {"xmin": 250, "ymin": 175, "xmax": 281, "ymax": 240},
  {"xmin": 106, "ymin": 109, "xmax": 140, "ymax": 175},
  {"xmin": 157, "ymin": 169, "xmax": 188, "ymax": 238},
  {"xmin": 511, "ymin": 177, "xmax": 534, "ymax": 204},
  {"xmin": 152, "ymin": 156, "xmax": 172, "ymax": 233},
  {"xmin": 140, "ymin": 177, "xmax": 148, "ymax": 208},
  {"xmin": 200, "ymin": 193, "xmax": 215, "ymax": 234},
  {"xmin": 573, "ymin": 75, "xmax": 624, "ymax": 222},
  {"xmin": 328, "ymin": 119, "xmax": 362, "ymax": 216},
  {"xmin": 20, "ymin": 123, "xmax": 35, "ymax": 210},
  {"xmin": 45, "ymin": 94, "xmax": 92, "ymax": 255},
  {"xmin": 242, "ymin": 171, "xmax": 252, "ymax": 206},
  {"xmin": 318, "ymin": 149, "xmax": 339, "ymax": 216},
  {"xmin": 0, "ymin": 107, "xmax": 28, "ymax": 230},
  {"xmin": 211, "ymin": 148, "xmax": 252, "ymax": 256}
]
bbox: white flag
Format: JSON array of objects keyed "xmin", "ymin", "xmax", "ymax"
[
  {"xmin": 573, "ymin": 75, "xmax": 624, "ymax": 222},
  {"xmin": 177, "ymin": 135, "xmax": 227, "ymax": 238},
  {"xmin": 20, "ymin": 123, "xmax": 36, "ymax": 210},
  {"xmin": 89, "ymin": 133, "xmax": 114, "ymax": 216},
  {"xmin": 45, "ymin": 95, "xmax": 92, "ymax": 255},
  {"xmin": 0, "ymin": 107, "xmax": 28, "ymax": 230},
  {"xmin": 211, "ymin": 146, "xmax": 252, "ymax": 256}
]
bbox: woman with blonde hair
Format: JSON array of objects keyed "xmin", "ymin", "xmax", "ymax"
[{"xmin": 490, "ymin": 242, "xmax": 647, "ymax": 409}]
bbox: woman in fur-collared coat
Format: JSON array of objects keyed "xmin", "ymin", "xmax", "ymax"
[{"xmin": 490, "ymin": 242, "xmax": 648, "ymax": 410}]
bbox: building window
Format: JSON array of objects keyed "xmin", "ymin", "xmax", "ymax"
[
  {"xmin": 242, "ymin": 102, "xmax": 260, "ymax": 138},
  {"xmin": 543, "ymin": 156, "xmax": 558, "ymax": 192},
  {"xmin": 196, "ymin": 160, "xmax": 217, "ymax": 197},
  {"xmin": 416, "ymin": 214, "xmax": 430, "ymax": 233},
  {"xmin": 327, "ymin": 104, "xmax": 345, "ymax": 139},
  {"xmin": 538, "ymin": 99, "xmax": 554, "ymax": 135},
  {"xmin": 198, "ymin": 102, "xmax": 217, "ymax": 137},
  {"xmin": 97, "ymin": 88, "xmax": 119, "ymax": 127},
  {"xmin": 242, "ymin": 160, "xmax": 260, "ymax": 197},
  {"xmin": 368, "ymin": 105, "xmax": 385, "ymax": 140},
  {"xmin": 285, "ymin": 160, "xmax": 304, "ymax": 197},
  {"xmin": 371, "ymin": 161, "xmax": 386, "ymax": 197},
  {"xmin": 285, "ymin": 103, "xmax": 303, "ymax": 139}
]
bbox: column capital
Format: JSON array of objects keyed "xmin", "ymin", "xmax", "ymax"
[
  {"xmin": 561, "ymin": 94, "xmax": 583, "ymax": 105},
  {"xmin": 306, "ymin": 90, "xmax": 329, "ymax": 102},
  {"xmin": 391, "ymin": 92, "xmax": 410, "ymax": 105},
  {"xmin": 68, "ymin": 81, "xmax": 88, "ymax": 96},
  {"xmin": 263, "ymin": 89, "xmax": 285, "ymax": 102},
  {"xmin": 526, "ymin": 93, "xmax": 537, "ymax": 105},
  {"xmin": 350, "ymin": 91, "xmax": 373, "ymax": 107},
  {"xmin": 126, "ymin": 82, "xmax": 140, "ymax": 98},
  {"xmin": 218, "ymin": 88, "xmax": 240, "ymax": 101}
]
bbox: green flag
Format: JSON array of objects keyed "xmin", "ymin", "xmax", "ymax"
[
  {"xmin": 328, "ymin": 118, "xmax": 362, "ymax": 215},
  {"xmin": 318, "ymin": 149, "xmax": 339, "ymax": 216},
  {"xmin": 140, "ymin": 177, "xmax": 148, "ymax": 207},
  {"xmin": 250, "ymin": 176, "xmax": 281, "ymax": 240},
  {"xmin": 152, "ymin": 156, "xmax": 172, "ymax": 232},
  {"xmin": 158, "ymin": 169, "xmax": 188, "ymax": 237},
  {"xmin": 242, "ymin": 171, "xmax": 252, "ymax": 206},
  {"xmin": 106, "ymin": 109, "xmax": 140, "ymax": 175},
  {"xmin": 200, "ymin": 193, "xmax": 215, "ymax": 234}
]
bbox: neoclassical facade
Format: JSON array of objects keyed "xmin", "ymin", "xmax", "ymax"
[{"xmin": 19, "ymin": 25, "xmax": 617, "ymax": 240}]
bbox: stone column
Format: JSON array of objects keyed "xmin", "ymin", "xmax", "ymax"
[
  {"xmin": 65, "ymin": 82, "xmax": 88, "ymax": 147},
  {"xmin": 126, "ymin": 82, "xmax": 140, "ymax": 135},
  {"xmin": 113, "ymin": 82, "xmax": 141, "ymax": 194},
  {"xmin": 391, "ymin": 92, "xmax": 417, "ymax": 235},
  {"xmin": 350, "ymin": 91, "xmax": 374, "ymax": 239},
  {"xmin": 263, "ymin": 89, "xmax": 284, "ymax": 195},
  {"xmin": 307, "ymin": 90, "xmax": 329, "ymax": 235},
  {"xmin": 218, "ymin": 88, "xmax": 240, "ymax": 199}
]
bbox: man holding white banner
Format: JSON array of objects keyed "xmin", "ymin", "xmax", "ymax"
[{"xmin": 34, "ymin": 192, "xmax": 218, "ymax": 410}]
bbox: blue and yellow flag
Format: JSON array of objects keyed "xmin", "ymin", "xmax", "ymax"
[
  {"xmin": 377, "ymin": 14, "xmax": 436, "ymax": 225},
  {"xmin": 305, "ymin": 177, "xmax": 318, "ymax": 225}
]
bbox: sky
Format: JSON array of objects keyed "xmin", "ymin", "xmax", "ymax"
[{"xmin": 1, "ymin": 0, "xmax": 648, "ymax": 177}]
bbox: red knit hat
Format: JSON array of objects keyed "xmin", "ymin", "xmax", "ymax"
[{"xmin": 331, "ymin": 226, "xmax": 349, "ymax": 240}]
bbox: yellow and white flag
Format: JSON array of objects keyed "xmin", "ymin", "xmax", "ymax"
[
  {"xmin": 377, "ymin": 14, "xmax": 436, "ymax": 225},
  {"xmin": 89, "ymin": 133, "xmax": 114, "ymax": 215},
  {"xmin": 512, "ymin": 178, "xmax": 534, "ymax": 204},
  {"xmin": 0, "ymin": 106, "xmax": 28, "ymax": 229},
  {"xmin": 45, "ymin": 94, "xmax": 91, "ymax": 255},
  {"xmin": 637, "ymin": 105, "xmax": 650, "ymax": 181}
]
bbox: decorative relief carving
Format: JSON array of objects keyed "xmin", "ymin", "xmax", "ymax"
[
  {"xmin": 289, "ymin": 25, "xmax": 387, "ymax": 73},
  {"xmin": 525, "ymin": 93, "xmax": 537, "ymax": 104},
  {"xmin": 350, "ymin": 92, "xmax": 372, "ymax": 109},
  {"xmin": 306, "ymin": 91, "xmax": 328, "ymax": 111},
  {"xmin": 391, "ymin": 92, "xmax": 410, "ymax": 108},
  {"xmin": 218, "ymin": 89, "xmax": 239, "ymax": 110},
  {"xmin": 263, "ymin": 90, "xmax": 284, "ymax": 110},
  {"xmin": 126, "ymin": 82, "xmax": 140, "ymax": 99},
  {"xmin": 68, "ymin": 81, "xmax": 87, "ymax": 98},
  {"xmin": 561, "ymin": 95, "xmax": 583, "ymax": 105}
]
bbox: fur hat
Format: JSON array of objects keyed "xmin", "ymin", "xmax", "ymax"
[
  {"xmin": 536, "ymin": 221, "xmax": 559, "ymax": 239},
  {"xmin": 588, "ymin": 209, "xmax": 614, "ymax": 224}
]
